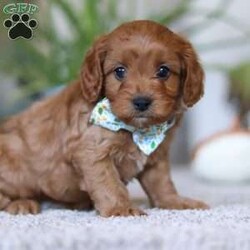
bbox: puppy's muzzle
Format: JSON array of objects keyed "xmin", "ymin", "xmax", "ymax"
[{"xmin": 132, "ymin": 96, "xmax": 152, "ymax": 112}]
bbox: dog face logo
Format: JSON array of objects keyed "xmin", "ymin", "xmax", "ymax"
[{"xmin": 3, "ymin": 3, "xmax": 38, "ymax": 40}]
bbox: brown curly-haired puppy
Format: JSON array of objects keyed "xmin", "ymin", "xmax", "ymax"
[{"xmin": 0, "ymin": 20, "xmax": 208, "ymax": 216}]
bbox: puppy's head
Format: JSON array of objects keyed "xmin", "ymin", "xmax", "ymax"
[{"xmin": 81, "ymin": 20, "xmax": 204, "ymax": 127}]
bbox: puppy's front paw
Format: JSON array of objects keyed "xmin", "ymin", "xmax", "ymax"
[
  {"xmin": 157, "ymin": 195, "xmax": 209, "ymax": 210},
  {"xmin": 4, "ymin": 199, "xmax": 40, "ymax": 215},
  {"xmin": 100, "ymin": 206, "xmax": 147, "ymax": 217}
]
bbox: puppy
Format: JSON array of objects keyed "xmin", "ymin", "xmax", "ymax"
[{"xmin": 0, "ymin": 20, "xmax": 208, "ymax": 216}]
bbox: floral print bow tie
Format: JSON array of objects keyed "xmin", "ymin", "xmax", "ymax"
[{"xmin": 89, "ymin": 98, "xmax": 175, "ymax": 155}]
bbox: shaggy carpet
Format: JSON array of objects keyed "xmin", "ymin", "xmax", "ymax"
[{"xmin": 0, "ymin": 168, "xmax": 250, "ymax": 250}]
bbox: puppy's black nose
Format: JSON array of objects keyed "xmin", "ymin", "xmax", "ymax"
[{"xmin": 132, "ymin": 96, "xmax": 152, "ymax": 111}]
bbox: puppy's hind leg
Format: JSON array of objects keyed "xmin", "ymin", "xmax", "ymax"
[
  {"xmin": 0, "ymin": 192, "xmax": 11, "ymax": 210},
  {"xmin": 4, "ymin": 199, "xmax": 40, "ymax": 215}
]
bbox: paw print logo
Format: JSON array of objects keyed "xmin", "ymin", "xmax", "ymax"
[{"xmin": 3, "ymin": 13, "xmax": 38, "ymax": 40}]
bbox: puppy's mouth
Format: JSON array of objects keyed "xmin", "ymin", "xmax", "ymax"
[
  {"xmin": 134, "ymin": 113, "xmax": 148, "ymax": 119},
  {"xmin": 111, "ymin": 100, "xmax": 175, "ymax": 128},
  {"xmin": 130, "ymin": 113, "xmax": 157, "ymax": 128},
  {"xmin": 131, "ymin": 112, "xmax": 175, "ymax": 128},
  {"xmin": 134, "ymin": 116, "xmax": 149, "ymax": 123}
]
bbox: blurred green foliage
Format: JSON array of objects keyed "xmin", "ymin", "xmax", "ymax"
[
  {"xmin": 230, "ymin": 62, "xmax": 250, "ymax": 126},
  {"xmin": 1, "ymin": 0, "xmax": 123, "ymax": 94},
  {"xmin": 230, "ymin": 63, "xmax": 250, "ymax": 103}
]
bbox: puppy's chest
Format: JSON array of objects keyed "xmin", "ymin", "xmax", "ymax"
[{"xmin": 112, "ymin": 131, "xmax": 148, "ymax": 182}]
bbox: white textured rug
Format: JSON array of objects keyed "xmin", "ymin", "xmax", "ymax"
[{"xmin": 0, "ymin": 168, "xmax": 250, "ymax": 250}]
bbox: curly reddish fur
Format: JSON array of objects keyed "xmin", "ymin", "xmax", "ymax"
[{"xmin": 0, "ymin": 20, "xmax": 208, "ymax": 216}]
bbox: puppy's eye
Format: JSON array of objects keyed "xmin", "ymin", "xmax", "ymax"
[
  {"xmin": 156, "ymin": 66, "xmax": 170, "ymax": 79},
  {"xmin": 114, "ymin": 67, "xmax": 126, "ymax": 80}
]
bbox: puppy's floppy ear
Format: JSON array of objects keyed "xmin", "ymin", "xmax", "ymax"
[
  {"xmin": 180, "ymin": 42, "xmax": 204, "ymax": 107},
  {"xmin": 80, "ymin": 35, "xmax": 107, "ymax": 103}
]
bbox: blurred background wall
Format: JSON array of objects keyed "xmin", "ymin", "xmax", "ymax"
[{"xmin": 0, "ymin": 0, "xmax": 249, "ymax": 164}]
